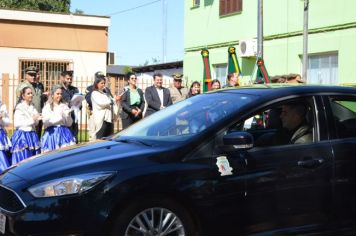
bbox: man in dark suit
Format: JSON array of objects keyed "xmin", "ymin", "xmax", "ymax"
[
  {"xmin": 60, "ymin": 70, "xmax": 80, "ymax": 142},
  {"xmin": 144, "ymin": 72, "xmax": 172, "ymax": 117}
]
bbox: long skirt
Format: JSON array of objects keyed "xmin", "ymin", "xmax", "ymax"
[
  {"xmin": 11, "ymin": 130, "xmax": 40, "ymax": 165},
  {"xmin": 0, "ymin": 129, "xmax": 11, "ymax": 173},
  {"xmin": 96, "ymin": 121, "xmax": 113, "ymax": 139},
  {"xmin": 41, "ymin": 125, "xmax": 76, "ymax": 153}
]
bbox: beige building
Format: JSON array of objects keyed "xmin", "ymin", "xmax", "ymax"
[
  {"xmin": 0, "ymin": 9, "xmax": 110, "ymax": 139},
  {"xmin": 0, "ymin": 8, "xmax": 110, "ymax": 80}
]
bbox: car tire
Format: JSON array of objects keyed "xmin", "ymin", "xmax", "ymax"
[{"xmin": 110, "ymin": 197, "xmax": 198, "ymax": 236}]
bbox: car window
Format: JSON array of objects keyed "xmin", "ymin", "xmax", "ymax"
[
  {"xmin": 329, "ymin": 97, "xmax": 356, "ymax": 138},
  {"xmin": 114, "ymin": 93, "xmax": 257, "ymax": 142},
  {"xmin": 228, "ymin": 98, "xmax": 315, "ymax": 147}
]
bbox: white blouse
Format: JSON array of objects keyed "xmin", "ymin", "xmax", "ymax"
[
  {"xmin": 0, "ymin": 103, "xmax": 10, "ymax": 129},
  {"xmin": 14, "ymin": 102, "xmax": 39, "ymax": 132},
  {"xmin": 42, "ymin": 103, "xmax": 73, "ymax": 128},
  {"xmin": 91, "ymin": 90, "xmax": 113, "ymax": 133}
]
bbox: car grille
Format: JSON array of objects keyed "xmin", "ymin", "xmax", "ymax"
[{"xmin": 0, "ymin": 185, "xmax": 26, "ymax": 213}]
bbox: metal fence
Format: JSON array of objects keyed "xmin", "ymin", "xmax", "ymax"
[{"xmin": 0, "ymin": 73, "xmax": 171, "ymax": 143}]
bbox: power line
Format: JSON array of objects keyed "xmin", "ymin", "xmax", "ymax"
[{"xmin": 107, "ymin": 0, "xmax": 161, "ymax": 16}]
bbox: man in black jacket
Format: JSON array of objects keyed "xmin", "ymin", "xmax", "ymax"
[
  {"xmin": 60, "ymin": 70, "xmax": 80, "ymax": 142},
  {"xmin": 144, "ymin": 72, "xmax": 172, "ymax": 117}
]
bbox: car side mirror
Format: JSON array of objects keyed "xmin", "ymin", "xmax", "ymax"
[{"xmin": 223, "ymin": 131, "xmax": 254, "ymax": 150}]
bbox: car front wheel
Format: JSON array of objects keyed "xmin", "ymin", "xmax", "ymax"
[{"xmin": 110, "ymin": 198, "xmax": 197, "ymax": 236}]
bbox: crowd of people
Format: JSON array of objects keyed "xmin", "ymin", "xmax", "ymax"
[
  {"xmin": 0, "ymin": 66, "xmax": 81, "ymax": 173},
  {"xmin": 0, "ymin": 67, "xmax": 241, "ymax": 173}
]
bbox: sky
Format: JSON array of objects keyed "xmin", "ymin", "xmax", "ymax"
[{"xmin": 70, "ymin": 0, "xmax": 184, "ymax": 66}]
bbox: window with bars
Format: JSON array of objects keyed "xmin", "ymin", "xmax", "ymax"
[
  {"xmin": 19, "ymin": 60, "xmax": 72, "ymax": 91},
  {"xmin": 220, "ymin": 0, "xmax": 243, "ymax": 16},
  {"xmin": 193, "ymin": 0, "xmax": 200, "ymax": 7}
]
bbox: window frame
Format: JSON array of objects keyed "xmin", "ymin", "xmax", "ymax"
[
  {"xmin": 325, "ymin": 95, "xmax": 356, "ymax": 140},
  {"xmin": 225, "ymin": 96, "xmax": 319, "ymax": 148},
  {"xmin": 192, "ymin": 0, "xmax": 200, "ymax": 8},
  {"xmin": 219, "ymin": 0, "xmax": 243, "ymax": 17},
  {"xmin": 213, "ymin": 63, "xmax": 228, "ymax": 87},
  {"xmin": 306, "ymin": 52, "xmax": 338, "ymax": 85},
  {"xmin": 19, "ymin": 59, "xmax": 72, "ymax": 91}
]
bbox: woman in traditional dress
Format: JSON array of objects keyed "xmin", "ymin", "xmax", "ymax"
[
  {"xmin": 0, "ymin": 101, "xmax": 11, "ymax": 173},
  {"xmin": 41, "ymin": 85, "xmax": 76, "ymax": 152},
  {"xmin": 11, "ymin": 87, "xmax": 42, "ymax": 164}
]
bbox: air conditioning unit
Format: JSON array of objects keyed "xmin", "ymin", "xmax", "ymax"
[{"xmin": 239, "ymin": 39, "xmax": 257, "ymax": 57}]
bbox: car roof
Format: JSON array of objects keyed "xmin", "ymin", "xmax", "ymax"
[{"xmin": 212, "ymin": 84, "xmax": 356, "ymax": 98}]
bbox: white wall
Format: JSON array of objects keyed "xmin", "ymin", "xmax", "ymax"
[{"xmin": 0, "ymin": 47, "xmax": 107, "ymax": 78}]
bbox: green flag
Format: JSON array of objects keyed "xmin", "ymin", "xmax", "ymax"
[{"xmin": 227, "ymin": 46, "xmax": 242, "ymax": 75}]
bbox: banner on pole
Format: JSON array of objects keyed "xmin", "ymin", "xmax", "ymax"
[
  {"xmin": 255, "ymin": 58, "xmax": 270, "ymax": 84},
  {"xmin": 201, "ymin": 49, "xmax": 212, "ymax": 92},
  {"xmin": 227, "ymin": 46, "xmax": 242, "ymax": 75}
]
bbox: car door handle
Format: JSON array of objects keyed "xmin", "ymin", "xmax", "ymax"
[{"xmin": 298, "ymin": 158, "xmax": 325, "ymax": 168}]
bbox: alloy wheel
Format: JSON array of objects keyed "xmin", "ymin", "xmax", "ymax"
[{"xmin": 125, "ymin": 207, "xmax": 185, "ymax": 236}]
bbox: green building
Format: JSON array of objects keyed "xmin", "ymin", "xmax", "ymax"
[{"xmin": 184, "ymin": 0, "xmax": 356, "ymax": 86}]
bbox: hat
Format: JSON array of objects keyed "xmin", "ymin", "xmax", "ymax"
[
  {"xmin": 172, "ymin": 73, "xmax": 183, "ymax": 80},
  {"xmin": 95, "ymin": 71, "xmax": 106, "ymax": 79},
  {"xmin": 25, "ymin": 66, "xmax": 38, "ymax": 74}
]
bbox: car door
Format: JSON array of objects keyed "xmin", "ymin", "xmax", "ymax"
[
  {"xmin": 212, "ymin": 96, "xmax": 334, "ymax": 234},
  {"xmin": 323, "ymin": 95, "xmax": 356, "ymax": 232}
]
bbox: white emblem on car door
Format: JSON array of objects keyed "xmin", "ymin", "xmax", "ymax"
[{"xmin": 216, "ymin": 156, "xmax": 233, "ymax": 176}]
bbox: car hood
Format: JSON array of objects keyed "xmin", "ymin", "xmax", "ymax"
[{"xmin": 5, "ymin": 139, "xmax": 163, "ymax": 183}]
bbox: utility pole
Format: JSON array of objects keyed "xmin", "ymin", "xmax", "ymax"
[
  {"xmin": 257, "ymin": 0, "xmax": 263, "ymax": 59},
  {"xmin": 162, "ymin": 0, "xmax": 167, "ymax": 63},
  {"xmin": 302, "ymin": 0, "xmax": 309, "ymax": 82}
]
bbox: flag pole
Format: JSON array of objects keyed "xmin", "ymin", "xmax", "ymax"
[
  {"xmin": 257, "ymin": 0, "xmax": 263, "ymax": 59},
  {"xmin": 302, "ymin": 0, "xmax": 309, "ymax": 82}
]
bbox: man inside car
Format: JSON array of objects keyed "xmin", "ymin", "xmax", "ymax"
[{"xmin": 280, "ymin": 102, "xmax": 312, "ymax": 144}]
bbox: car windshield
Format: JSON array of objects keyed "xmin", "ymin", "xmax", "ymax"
[{"xmin": 113, "ymin": 92, "xmax": 257, "ymax": 142}]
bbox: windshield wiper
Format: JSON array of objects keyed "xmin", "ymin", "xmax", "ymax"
[{"xmin": 116, "ymin": 138, "xmax": 152, "ymax": 147}]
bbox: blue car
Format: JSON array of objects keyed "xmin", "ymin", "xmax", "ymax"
[{"xmin": 1, "ymin": 84, "xmax": 356, "ymax": 235}]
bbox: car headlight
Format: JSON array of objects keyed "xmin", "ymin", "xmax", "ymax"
[{"xmin": 28, "ymin": 172, "xmax": 115, "ymax": 198}]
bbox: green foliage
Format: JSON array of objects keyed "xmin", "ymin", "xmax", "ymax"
[
  {"xmin": 123, "ymin": 66, "xmax": 133, "ymax": 74},
  {"xmin": 0, "ymin": 0, "xmax": 71, "ymax": 13},
  {"xmin": 74, "ymin": 8, "xmax": 84, "ymax": 14}
]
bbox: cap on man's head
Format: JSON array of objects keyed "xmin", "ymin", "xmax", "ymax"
[
  {"xmin": 95, "ymin": 71, "xmax": 106, "ymax": 79},
  {"xmin": 172, "ymin": 73, "xmax": 183, "ymax": 80},
  {"xmin": 25, "ymin": 66, "xmax": 38, "ymax": 74}
]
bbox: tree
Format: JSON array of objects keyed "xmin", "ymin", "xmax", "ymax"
[
  {"xmin": 151, "ymin": 57, "xmax": 159, "ymax": 64},
  {"xmin": 123, "ymin": 66, "xmax": 133, "ymax": 75},
  {"xmin": 74, "ymin": 8, "xmax": 84, "ymax": 14},
  {"xmin": 0, "ymin": 0, "xmax": 71, "ymax": 13}
]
